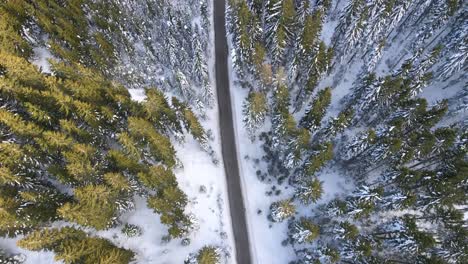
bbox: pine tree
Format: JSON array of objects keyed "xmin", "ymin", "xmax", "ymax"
[
  {"xmin": 137, "ymin": 165, "xmax": 177, "ymax": 190},
  {"xmin": 243, "ymin": 90, "xmax": 268, "ymax": 139},
  {"xmin": 296, "ymin": 177, "xmax": 323, "ymax": 204},
  {"xmin": 289, "ymin": 217, "xmax": 320, "ymax": 244},
  {"xmin": 300, "ymin": 87, "xmax": 332, "ymax": 130},
  {"xmin": 284, "ymin": 128, "xmax": 310, "ymax": 169},
  {"xmin": 304, "ymin": 142, "xmax": 333, "ymax": 177},
  {"xmin": 58, "ymin": 185, "xmax": 119, "ymax": 230},
  {"xmin": 269, "ymin": 199, "xmax": 296, "ymax": 222},
  {"xmin": 127, "ymin": 117, "xmax": 176, "ymax": 167},
  {"xmin": 142, "ymin": 88, "xmax": 181, "ymax": 134},
  {"xmin": 17, "ymin": 227, "xmax": 134, "ymax": 264},
  {"xmin": 264, "ymin": 0, "xmax": 296, "ymax": 64},
  {"xmin": 197, "ymin": 246, "xmax": 221, "ymax": 264}
]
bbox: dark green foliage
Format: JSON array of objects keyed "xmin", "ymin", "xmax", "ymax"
[
  {"xmin": 121, "ymin": 224, "xmax": 142, "ymax": 237},
  {"xmin": 300, "ymin": 87, "xmax": 332, "ymax": 130},
  {"xmin": 446, "ymin": 0, "xmax": 461, "ymax": 16},
  {"xmin": 305, "ymin": 142, "xmax": 333, "ymax": 176}
]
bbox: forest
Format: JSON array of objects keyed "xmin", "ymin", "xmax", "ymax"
[
  {"xmin": 229, "ymin": 0, "xmax": 466, "ymax": 263},
  {"xmin": 0, "ymin": 0, "xmax": 221, "ymax": 263},
  {"xmin": 0, "ymin": 0, "xmax": 466, "ymax": 263}
]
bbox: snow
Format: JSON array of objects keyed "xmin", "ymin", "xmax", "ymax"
[
  {"xmin": 32, "ymin": 47, "xmax": 54, "ymax": 74},
  {"xmin": 128, "ymin": 88, "xmax": 147, "ymax": 102},
  {"xmin": 418, "ymin": 77, "xmax": 465, "ymax": 104},
  {"xmin": 315, "ymin": 167, "xmax": 354, "ymax": 203},
  {"xmin": 321, "ymin": 19, "xmax": 339, "ymax": 46}
]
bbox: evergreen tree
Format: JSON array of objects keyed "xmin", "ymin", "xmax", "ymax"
[
  {"xmin": 197, "ymin": 246, "xmax": 221, "ymax": 264},
  {"xmin": 269, "ymin": 199, "xmax": 296, "ymax": 222},
  {"xmin": 243, "ymin": 90, "xmax": 268, "ymax": 139},
  {"xmin": 58, "ymin": 185, "xmax": 119, "ymax": 230},
  {"xmin": 296, "ymin": 177, "xmax": 323, "ymax": 204},
  {"xmin": 304, "ymin": 142, "xmax": 333, "ymax": 177},
  {"xmin": 17, "ymin": 227, "xmax": 134, "ymax": 264},
  {"xmin": 300, "ymin": 87, "xmax": 332, "ymax": 130},
  {"xmin": 289, "ymin": 217, "xmax": 320, "ymax": 244}
]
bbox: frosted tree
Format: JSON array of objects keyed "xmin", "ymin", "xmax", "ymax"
[
  {"xmin": 288, "ymin": 3, "xmax": 321, "ymax": 75},
  {"xmin": 289, "ymin": 217, "xmax": 320, "ymax": 244},
  {"xmin": 200, "ymin": 0, "xmax": 210, "ymax": 37},
  {"xmin": 374, "ymin": 217, "xmax": 436, "ymax": 256},
  {"xmin": 264, "ymin": 0, "xmax": 296, "ymax": 64},
  {"xmin": 270, "ymin": 81, "xmax": 292, "ymax": 148},
  {"xmin": 0, "ymin": 248, "xmax": 24, "ymax": 264},
  {"xmin": 269, "ymin": 199, "xmax": 296, "ymax": 222},
  {"xmin": 191, "ymin": 26, "xmax": 208, "ymax": 86},
  {"xmin": 303, "ymin": 141, "xmax": 333, "ymax": 177},
  {"xmin": 295, "ymin": 177, "xmax": 323, "ymax": 204},
  {"xmin": 185, "ymin": 246, "xmax": 221, "ymax": 264},
  {"xmin": 176, "ymin": 71, "xmax": 195, "ymax": 103},
  {"xmin": 227, "ymin": 0, "xmax": 258, "ymax": 79},
  {"xmin": 332, "ymin": 0, "xmax": 368, "ymax": 61},
  {"xmin": 293, "ymin": 245, "xmax": 340, "ymax": 264},
  {"xmin": 243, "ymin": 90, "xmax": 268, "ymax": 140},
  {"xmin": 320, "ymin": 108, "xmax": 354, "ymax": 138},
  {"xmin": 283, "ymin": 128, "xmax": 310, "ymax": 169},
  {"xmin": 439, "ymin": 41, "xmax": 467, "ymax": 79}
]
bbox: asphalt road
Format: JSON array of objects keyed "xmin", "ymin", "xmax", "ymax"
[{"xmin": 213, "ymin": 1, "xmax": 252, "ymax": 263}]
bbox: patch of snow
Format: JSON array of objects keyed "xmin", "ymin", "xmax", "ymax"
[
  {"xmin": 315, "ymin": 167, "xmax": 354, "ymax": 203},
  {"xmin": 31, "ymin": 47, "xmax": 54, "ymax": 74},
  {"xmin": 321, "ymin": 19, "xmax": 339, "ymax": 46},
  {"xmin": 128, "ymin": 88, "xmax": 147, "ymax": 102}
]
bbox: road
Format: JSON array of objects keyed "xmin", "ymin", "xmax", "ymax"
[{"xmin": 213, "ymin": 0, "xmax": 252, "ymax": 263}]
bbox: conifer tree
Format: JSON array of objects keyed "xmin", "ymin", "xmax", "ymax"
[
  {"xmin": 58, "ymin": 185, "xmax": 119, "ymax": 230},
  {"xmin": 270, "ymin": 199, "xmax": 296, "ymax": 222},
  {"xmin": 243, "ymin": 90, "xmax": 268, "ymax": 139},
  {"xmin": 289, "ymin": 217, "xmax": 320, "ymax": 244},
  {"xmin": 296, "ymin": 177, "xmax": 323, "ymax": 204},
  {"xmin": 197, "ymin": 246, "xmax": 221, "ymax": 264},
  {"xmin": 300, "ymin": 87, "xmax": 332, "ymax": 130},
  {"xmin": 18, "ymin": 227, "xmax": 134, "ymax": 264}
]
